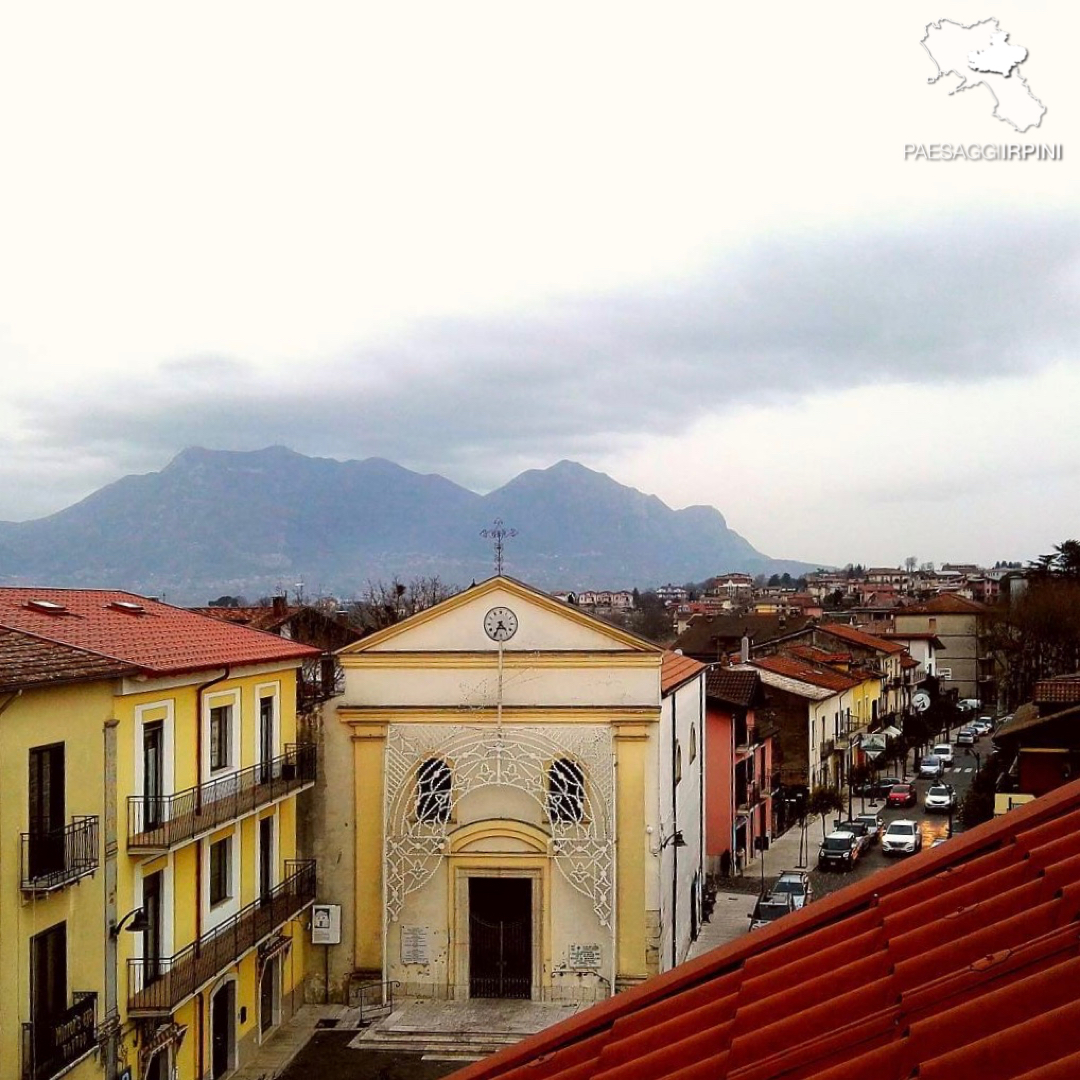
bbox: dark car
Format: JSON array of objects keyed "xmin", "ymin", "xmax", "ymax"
[
  {"xmin": 887, "ymin": 783, "xmax": 917, "ymax": 808},
  {"xmin": 854, "ymin": 775, "xmax": 904, "ymax": 798},
  {"xmin": 749, "ymin": 890, "xmax": 795, "ymax": 930},
  {"xmin": 818, "ymin": 831, "xmax": 859, "ymax": 871}
]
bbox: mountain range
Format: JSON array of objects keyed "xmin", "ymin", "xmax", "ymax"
[{"xmin": 0, "ymin": 447, "xmax": 821, "ymax": 604}]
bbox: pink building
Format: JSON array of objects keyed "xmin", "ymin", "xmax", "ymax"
[{"xmin": 704, "ymin": 666, "xmax": 773, "ymax": 877}]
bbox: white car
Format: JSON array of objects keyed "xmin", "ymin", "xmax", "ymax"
[
  {"xmin": 932, "ymin": 743, "xmax": 954, "ymax": 767},
  {"xmin": 772, "ymin": 870, "xmax": 813, "ymax": 910},
  {"xmin": 925, "ymin": 784, "xmax": 956, "ymax": 813},
  {"xmin": 883, "ymin": 819, "xmax": 923, "ymax": 856},
  {"xmin": 973, "ymin": 718, "xmax": 994, "ymax": 736},
  {"xmin": 919, "ymin": 754, "xmax": 945, "ymax": 780}
]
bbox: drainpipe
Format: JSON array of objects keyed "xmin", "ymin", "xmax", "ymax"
[
  {"xmin": 671, "ymin": 691, "xmax": 678, "ymax": 970},
  {"xmin": 103, "ymin": 717, "xmax": 120, "ymax": 1080}
]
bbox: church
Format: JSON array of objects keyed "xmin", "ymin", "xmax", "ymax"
[{"xmin": 309, "ymin": 576, "xmax": 705, "ymax": 1003}]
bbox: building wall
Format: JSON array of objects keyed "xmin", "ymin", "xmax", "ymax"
[
  {"xmin": 0, "ymin": 680, "xmax": 113, "ymax": 1080},
  {"xmin": 329, "ymin": 581, "xmax": 678, "ymax": 1004}
]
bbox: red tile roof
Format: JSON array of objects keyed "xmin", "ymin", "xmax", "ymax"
[
  {"xmin": 705, "ymin": 667, "xmax": 760, "ymax": 708},
  {"xmin": 661, "ymin": 651, "xmax": 707, "ymax": 695},
  {"xmin": 0, "ymin": 626, "xmax": 137, "ymax": 691},
  {"xmin": 898, "ymin": 594, "xmax": 987, "ymax": 615},
  {"xmin": 816, "ymin": 622, "xmax": 905, "ymax": 654},
  {"xmin": 752, "ymin": 654, "xmax": 860, "ymax": 694},
  {"xmin": 452, "ymin": 779, "xmax": 1080, "ymax": 1080},
  {"xmin": 1034, "ymin": 675, "xmax": 1080, "ymax": 706},
  {"xmin": 0, "ymin": 589, "xmax": 319, "ymax": 676}
]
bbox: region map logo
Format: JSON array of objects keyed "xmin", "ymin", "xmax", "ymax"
[{"xmin": 906, "ymin": 17, "xmax": 1059, "ymax": 162}]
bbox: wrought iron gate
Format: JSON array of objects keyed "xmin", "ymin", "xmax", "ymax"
[{"xmin": 469, "ymin": 879, "xmax": 531, "ymax": 999}]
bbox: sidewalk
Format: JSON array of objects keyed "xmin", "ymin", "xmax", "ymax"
[{"xmin": 689, "ymin": 814, "xmax": 821, "ymax": 961}]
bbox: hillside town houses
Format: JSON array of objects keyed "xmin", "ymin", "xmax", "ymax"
[{"xmin": 3, "ymin": 555, "xmax": 1074, "ymax": 1080}]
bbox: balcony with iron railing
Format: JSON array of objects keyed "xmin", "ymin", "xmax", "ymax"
[
  {"xmin": 737, "ymin": 782, "xmax": 761, "ymax": 811},
  {"xmin": 127, "ymin": 859, "xmax": 315, "ymax": 1015},
  {"xmin": 21, "ymin": 992, "xmax": 97, "ymax": 1080},
  {"xmin": 820, "ymin": 738, "xmax": 835, "ymax": 758},
  {"xmin": 20, "ymin": 817, "xmax": 99, "ymax": 893},
  {"xmin": 127, "ymin": 744, "xmax": 316, "ymax": 851}
]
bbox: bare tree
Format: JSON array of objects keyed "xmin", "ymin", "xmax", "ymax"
[{"xmin": 348, "ymin": 576, "xmax": 460, "ymax": 632}]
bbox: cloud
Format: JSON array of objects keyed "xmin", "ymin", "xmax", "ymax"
[{"xmin": 4, "ymin": 211, "xmax": 1079, "ymax": 517}]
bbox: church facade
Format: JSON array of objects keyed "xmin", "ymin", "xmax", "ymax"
[{"xmin": 310, "ymin": 576, "xmax": 705, "ymax": 1003}]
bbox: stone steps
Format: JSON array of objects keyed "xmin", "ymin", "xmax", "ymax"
[{"xmin": 352, "ymin": 1025, "xmax": 524, "ymax": 1057}]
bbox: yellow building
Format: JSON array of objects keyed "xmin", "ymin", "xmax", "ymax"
[
  {"xmin": 312, "ymin": 577, "xmax": 706, "ymax": 1005},
  {"xmin": 0, "ymin": 589, "xmax": 320, "ymax": 1080}
]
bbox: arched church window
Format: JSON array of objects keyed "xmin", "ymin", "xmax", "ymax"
[
  {"xmin": 675, "ymin": 741, "xmax": 683, "ymax": 784},
  {"xmin": 689, "ymin": 724, "xmax": 698, "ymax": 764},
  {"xmin": 547, "ymin": 758, "xmax": 585, "ymax": 823},
  {"xmin": 417, "ymin": 758, "xmax": 452, "ymax": 823}
]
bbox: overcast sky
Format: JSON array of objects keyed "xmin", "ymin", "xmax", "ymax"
[{"xmin": 1, "ymin": 2, "xmax": 1077, "ymax": 570}]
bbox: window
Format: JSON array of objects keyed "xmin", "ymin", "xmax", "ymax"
[
  {"xmin": 547, "ymin": 758, "xmax": 585, "ymax": 823},
  {"xmin": 209, "ymin": 705, "xmax": 232, "ymax": 771},
  {"xmin": 209, "ymin": 837, "xmax": 232, "ymax": 906},
  {"xmin": 416, "ymin": 759, "xmax": 452, "ymax": 823},
  {"xmin": 675, "ymin": 742, "xmax": 683, "ymax": 784},
  {"xmin": 689, "ymin": 725, "xmax": 698, "ymax": 764},
  {"xmin": 29, "ymin": 743, "xmax": 66, "ymax": 880}
]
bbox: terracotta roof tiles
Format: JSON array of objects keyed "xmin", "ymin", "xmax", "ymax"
[
  {"xmin": 751, "ymin": 654, "xmax": 860, "ymax": 694},
  {"xmin": 661, "ymin": 652, "xmax": 707, "ymax": 695},
  {"xmin": 0, "ymin": 588, "xmax": 319, "ymax": 676},
  {"xmin": 450, "ymin": 779, "xmax": 1080, "ymax": 1080},
  {"xmin": 816, "ymin": 622, "xmax": 905, "ymax": 654},
  {"xmin": 705, "ymin": 667, "xmax": 760, "ymax": 708},
  {"xmin": 0, "ymin": 626, "xmax": 136, "ymax": 691}
]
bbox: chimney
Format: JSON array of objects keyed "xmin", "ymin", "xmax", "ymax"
[
  {"xmin": 740, "ymin": 635, "xmax": 750, "ymax": 664},
  {"xmin": 272, "ymin": 595, "xmax": 288, "ymax": 618}
]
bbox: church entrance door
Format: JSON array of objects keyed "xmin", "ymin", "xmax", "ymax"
[{"xmin": 468, "ymin": 877, "xmax": 532, "ymax": 999}]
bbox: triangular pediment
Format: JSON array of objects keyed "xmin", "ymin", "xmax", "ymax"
[{"xmin": 339, "ymin": 576, "xmax": 662, "ymax": 655}]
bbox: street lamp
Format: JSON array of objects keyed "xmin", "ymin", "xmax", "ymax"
[{"xmin": 110, "ymin": 907, "xmax": 149, "ymax": 937}]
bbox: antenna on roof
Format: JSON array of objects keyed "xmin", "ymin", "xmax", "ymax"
[{"xmin": 481, "ymin": 519, "xmax": 518, "ymax": 576}]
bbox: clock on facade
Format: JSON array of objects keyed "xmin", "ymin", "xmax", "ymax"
[{"xmin": 483, "ymin": 606, "xmax": 518, "ymax": 642}]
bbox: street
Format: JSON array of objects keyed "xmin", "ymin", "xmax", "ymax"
[{"xmin": 806, "ymin": 739, "xmax": 981, "ymax": 899}]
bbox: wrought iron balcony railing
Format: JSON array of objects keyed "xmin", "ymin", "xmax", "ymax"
[
  {"xmin": 21, "ymin": 992, "xmax": 97, "ymax": 1080},
  {"xmin": 127, "ymin": 744, "xmax": 316, "ymax": 850},
  {"xmin": 737, "ymin": 782, "xmax": 761, "ymax": 811},
  {"xmin": 127, "ymin": 859, "xmax": 315, "ymax": 1015},
  {"xmin": 20, "ymin": 817, "xmax": 99, "ymax": 893},
  {"xmin": 820, "ymin": 739, "xmax": 835, "ymax": 758}
]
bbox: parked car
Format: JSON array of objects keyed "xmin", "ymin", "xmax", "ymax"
[
  {"xmin": 749, "ymin": 890, "xmax": 795, "ymax": 930},
  {"xmin": 956, "ymin": 727, "xmax": 978, "ymax": 746},
  {"xmin": 883, "ymin": 819, "xmax": 923, "ymax": 856},
  {"xmin": 924, "ymin": 784, "xmax": 957, "ymax": 813},
  {"xmin": 919, "ymin": 754, "xmax": 945, "ymax": 780},
  {"xmin": 932, "ymin": 743, "xmax": 955, "ymax": 767},
  {"xmin": 854, "ymin": 774, "xmax": 903, "ymax": 798},
  {"xmin": 887, "ymin": 782, "xmax": 917, "ymax": 808},
  {"xmin": 818, "ymin": 831, "xmax": 860, "ymax": 871},
  {"xmin": 973, "ymin": 718, "xmax": 994, "ymax": 736},
  {"xmin": 772, "ymin": 870, "xmax": 813, "ymax": 910},
  {"xmin": 855, "ymin": 811, "xmax": 884, "ymax": 843},
  {"xmin": 958, "ymin": 698, "xmax": 981, "ymax": 713},
  {"xmin": 834, "ymin": 818, "xmax": 873, "ymax": 856}
]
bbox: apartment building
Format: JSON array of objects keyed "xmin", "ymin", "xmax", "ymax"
[{"xmin": 0, "ymin": 590, "xmax": 319, "ymax": 1080}]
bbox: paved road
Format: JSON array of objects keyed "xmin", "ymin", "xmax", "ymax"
[{"xmin": 809, "ymin": 740, "xmax": 982, "ymax": 899}]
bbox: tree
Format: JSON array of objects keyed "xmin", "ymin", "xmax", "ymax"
[
  {"xmin": 905, "ymin": 556, "xmax": 918, "ymax": 573},
  {"xmin": 208, "ymin": 595, "xmax": 245, "ymax": 608},
  {"xmin": 808, "ymin": 786, "xmax": 844, "ymax": 838},
  {"xmin": 768, "ymin": 574, "xmax": 780, "ymax": 587},
  {"xmin": 627, "ymin": 590, "xmax": 674, "ymax": 644},
  {"xmin": 347, "ymin": 576, "xmax": 459, "ymax": 632}
]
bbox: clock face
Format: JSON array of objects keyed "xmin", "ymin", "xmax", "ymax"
[{"xmin": 483, "ymin": 606, "xmax": 518, "ymax": 642}]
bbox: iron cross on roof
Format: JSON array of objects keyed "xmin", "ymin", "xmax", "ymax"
[{"xmin": 480, "ymin": 519, "xmax": 518, "ymax": 576}]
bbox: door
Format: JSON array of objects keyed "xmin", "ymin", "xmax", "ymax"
[
  {"xmin": 259, "ymin": 816, "xmax": 274, "ymax": 902},
  {"xmin": 143, "ymin": 870, "xmax": 163, "ymax": 985},
  {"xmin": 211, "ymin": 982, "xmax": 235, "ymax": 1079},
  {"xmin": 28, "ymin": 744, "xmax": 65, "ymax": 879},
  {"xmin": 260, "ymin": 957, "xmax": 278, "ymax": 1034},
  {"xmin": 259, "ymin": 696, "xmax": 274, "ymax": 783},
  {"xmin": 468, "ymin": 878, "xmax": 532, "ymax": 999},
  {"xmin": 143, "ymin": 721, "xmax": 164, "ymax": 830},
  {"xmin": 30, "ymin": 922, "xmax": 67, "ymax": 1074},
  {"xmin": 145, "ymin": 1048, "xmax": 169, "ymax": 1080}
]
